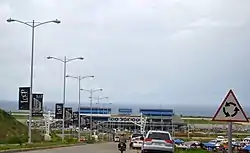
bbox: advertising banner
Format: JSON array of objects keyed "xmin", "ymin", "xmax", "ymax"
[
  {"xmin": 55, "ymin": 103, "xmax": 63, "ymax": 119},
  {"xmin": 64, "ymin": 107, "xmax": 73, "ymax": 121},
  {"xmin": 18, "ymin": 87, "xmax": 30, "ymax": 110},
  {"xmin": 32, "ymin": 93, "xmax": 43, "ymax": 117},
  {"xmin": 73, "ymin": 111, "xmax": 79, "ymax": 121}
]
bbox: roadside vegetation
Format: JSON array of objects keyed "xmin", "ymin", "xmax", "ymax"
[{"xmin": 0, "ymin": 109, "xmax": 93, "ymax": 151}]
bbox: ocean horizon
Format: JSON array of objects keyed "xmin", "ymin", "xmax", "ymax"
[{"xmin": 1, "ymin": 100, "xmax": 250, "ymax": 117}]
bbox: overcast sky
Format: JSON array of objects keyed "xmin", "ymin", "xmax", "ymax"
[{"xmin": 0, "ymin": 0, "xmax": 250, "ymax": 107}]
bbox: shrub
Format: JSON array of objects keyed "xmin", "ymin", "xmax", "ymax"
[
  {"xmin": 65, "ymin": 137, "xmax": 77, "ymax": 144},
  {"xmin": 5, "ymin": 135, "xmax": 28, "ymax": 145},
  {"xmin": 50, "ymin": 132, "xmax": 62, "ymax": 142}
]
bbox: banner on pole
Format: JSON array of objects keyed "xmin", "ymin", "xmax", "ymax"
[
  {"xmin": 55, "ymin": 103, "xmax": 63, "ymax": 119},
  {"xmin": 73, "ymin": 111, "xmax": 79, "ymax": 121},
  {"xmin": 32, "ymin": 93, "xmax": 43, "ymax": 117},
  {"xmin": 64, "ymin": 107, "xmax": 73, "ymax": 121},
  {"xmin": 18, "ymin": 87, "xmax": 30, "ymax": 110}
]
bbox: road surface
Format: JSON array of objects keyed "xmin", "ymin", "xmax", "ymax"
[{"xmin": 16, "ymin": 142, "xmax": 140, "ymax": 153}]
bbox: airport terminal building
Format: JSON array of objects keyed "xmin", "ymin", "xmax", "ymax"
[{"xmin": 77, "ymin": 107, "xmax": 186, "ymax": 132}]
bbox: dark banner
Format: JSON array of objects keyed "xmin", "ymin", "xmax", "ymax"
[
  {"xmin": 18, "ymin": 87, "xmax": 30, "ymax": 110},
  {"xmin": 32, "ymin": 94, "xmax": 43, "ymax": 117},
  {"xmin": 55, "ymin": 103, "xmax": 63, "ymax": 119},
  {"xmin": 64, "ymin": 107, "xmax": 73, "ymax": 121},
  {"xmin": 73, "ymin": 111, "xmax": 79, "ymax": 121}
]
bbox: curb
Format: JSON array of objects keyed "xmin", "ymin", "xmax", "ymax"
[{"xmin": 0, "ymin": 143, "xmax": 85, "ymax": 153}]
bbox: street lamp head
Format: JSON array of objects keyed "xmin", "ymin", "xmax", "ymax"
[
  {"xmin": 7, "ymin": 18, "xmax": 15, "ymax": 22},
  {"xmin": 53, "ymin": 19, "xmax": 61, "ymax": 24},
  {"xmin": 78, "ymin": 57, "xmax": 84, "ymax": 60},
  {"xmin": 46, "ymin": 56, "xmax": 52, "ymax": 59},
  {"xmin": 99, "ymin": 89, "xmax": 103, "ymax": 91}
]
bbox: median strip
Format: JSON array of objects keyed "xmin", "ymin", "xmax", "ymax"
[{"xmin": 0, "ymin": 143, "xmax": 85, "ymax": 153}]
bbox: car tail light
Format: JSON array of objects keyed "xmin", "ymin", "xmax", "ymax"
[
  {"xmin": 145, "ymin": 138, "xmax": 152, "ymax": 142},
  {"xmin": 165, "ymin": 140, "xmax": 173, "ymax": 144}
]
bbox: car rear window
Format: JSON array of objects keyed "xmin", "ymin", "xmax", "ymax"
[
  {"xmin": 148, "ymin": 132, "xmax": 170, "ymax": 140},
  {"xmin": 132, "ymin": 134, "xmax": 143, "ymax": 138}
]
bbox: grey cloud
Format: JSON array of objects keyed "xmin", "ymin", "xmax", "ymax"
[{"xmin": 1, "ymin": 0, "xmax": 250, "ymax": 107}]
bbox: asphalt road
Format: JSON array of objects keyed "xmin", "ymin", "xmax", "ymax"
[{"xmin": 17, "ymin": 142, "xmax": 141, "ymax": 153}]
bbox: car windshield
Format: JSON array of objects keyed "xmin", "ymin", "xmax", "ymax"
[
  {"xmin": 132, "ymin": 134, "xmax": 143, "ymax": 138},
  {"xmin": 209, "ymin": 140, "xmax": 217, "ymax": 143},
  {"xmin": 148, "ymin": 132, "xmax": 170, "ymax": 140}
]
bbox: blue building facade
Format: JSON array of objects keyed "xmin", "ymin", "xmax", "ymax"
[
  {"xmin": 76, "ymin": 107, "xmax": 182, "ymax": 130},
  {"xmin": 118, "ymin": 108, "xmax": 132, "ymax": 115},
  {"xmin": 140, "ymin": 109, "xmax": 174, "ymax": 116},
  {"xmin": 79, "ymin": 107, "xmax": 112, "ymax": 114}
]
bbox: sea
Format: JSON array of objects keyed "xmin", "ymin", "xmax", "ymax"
[{"xmin": 1, "ymin": 100, "xmax": 250, "ymax": 117}]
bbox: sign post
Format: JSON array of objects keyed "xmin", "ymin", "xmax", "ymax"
[{"xmin": 212, "ymin": 89, "xmax": 249, "ymax": 153}]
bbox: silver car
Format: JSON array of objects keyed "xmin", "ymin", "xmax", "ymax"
[{"xmin": 141, "ymin": 130, "xmax": 174, "ymax": 153}]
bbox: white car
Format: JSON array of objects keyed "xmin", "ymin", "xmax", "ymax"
[
  {"xmin": 208, "ymin": 140, "xmax": 221, "ymax": 147},
  {"xmin": 114, "ymin": 136, "xmax": 120, "ymax": 142},
  {"xmin": 130, "ymin": 133, "xmax": 143, "ymax": 149},
  {"xmin": 131, "ymin": 136, "xmax": 143, "ymax": 149},
  {"xmin": 141, "ymin": 130, "xmax": 174, "ymax": 153}
]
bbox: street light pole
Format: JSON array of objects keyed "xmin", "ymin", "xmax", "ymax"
[
  {"xmin": 29, "ymin": 20, "xmax": 35, "ymax": 144},
  {"xmin": 90, "ymin": 90, "xmax": 93, "ymax": 139},
  {"xmin": 94, "ymin": 96, "xmax": 109, "ymax": 114},
  {"xmin": 101, "ymin": 102, "xmax": 112, "ymax": 114},
  {"xmin": 97, "ymin": 97, "xmax": 100, "ymax": 114},
  {"xmin": 62, "ymin": 56, "xmax": 66, "ymax": 141},
  {"xmin": 66, "ymin": 75, "xmax": 94, "ymax": 142},
  {"xmin": 7, "ymin": 18, "xmax": 60, "ymax": 143},
  {"xmin": 78, "ymin": 76, "xmax": 81, "ymax": 140},
  {"xmin": 47, "ymin": 56, "xmax": 84, "ymax": 141},
  {"xmin": 81, "ymin": 88, "xmax": 103, "ymax": 140}
]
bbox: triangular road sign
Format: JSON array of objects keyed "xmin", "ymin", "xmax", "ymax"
[{"xmin": 212, "ymin": 89, "xmax": 249, "ymax": 122}]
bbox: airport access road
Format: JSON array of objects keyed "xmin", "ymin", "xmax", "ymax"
[{"xmin": 15, "ymin": 142, "xmax": 140, "ymax": 153}]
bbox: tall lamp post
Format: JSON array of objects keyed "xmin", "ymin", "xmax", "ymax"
[
  {"xmin": 99, "ymin": 101, "xmax": 112, "ymax": 140},
  {"xmin": 7, "ymin": 18, "xmax": 60, "ymax": 143},
  {"xmin": 47, "ymin": 56, "xmax": 84, "ymax": 141},
  {"xmin": 100, "ymin": 102, "xmax": 112, "ymax": 114},
  {"xmin": 94, "ymin": 96, "xmax": 109, "ymax": 114},
  {"xmin": 66, "ymin": 75, "xmax": 94, "ymax": 141},
  {"xmin": 80, "ymin": 88, "xmax": 103, "ymax": 140}
]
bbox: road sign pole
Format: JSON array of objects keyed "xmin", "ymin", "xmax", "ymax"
[{"xmin": 228, "ymin": 122, "xmax": 233, "ymax": 153}]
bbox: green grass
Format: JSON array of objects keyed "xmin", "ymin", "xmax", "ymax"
[
  {"xmin": 0, "ymin": 141, "xmax": 82, "ymax": 151},
  {"xmin": 183, "ymin": 119, "xmax": 231, "ymax": 124},
  {"xmin": 11, "ymin": 111, "xmax": 29, "ymax": 114},
  {"xmin": 0, "ymin": 109, "xmax": 43, "ymax": 143},
  {"xmin": 12, "ymin": 115, "xmax": 42, "ymax": 119}
]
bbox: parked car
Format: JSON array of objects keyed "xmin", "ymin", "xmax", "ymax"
[
  {"xmin": 130, "ymin": 133, "xmax": 144, "ymax": 140},
  {"xmin": 131, "ymin": 136, "xmax": 143, "ymax": 149},
  {"xmin": 141, "ymin": 130, "xmax": 174, "ymax": 153},
  {"xmin": 114, "ymin": 136, "xmax": 120, "ymax": 142},
  {"xmin": 130, "ymin": 133, "xmax": 143, "ymax": 149}
]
